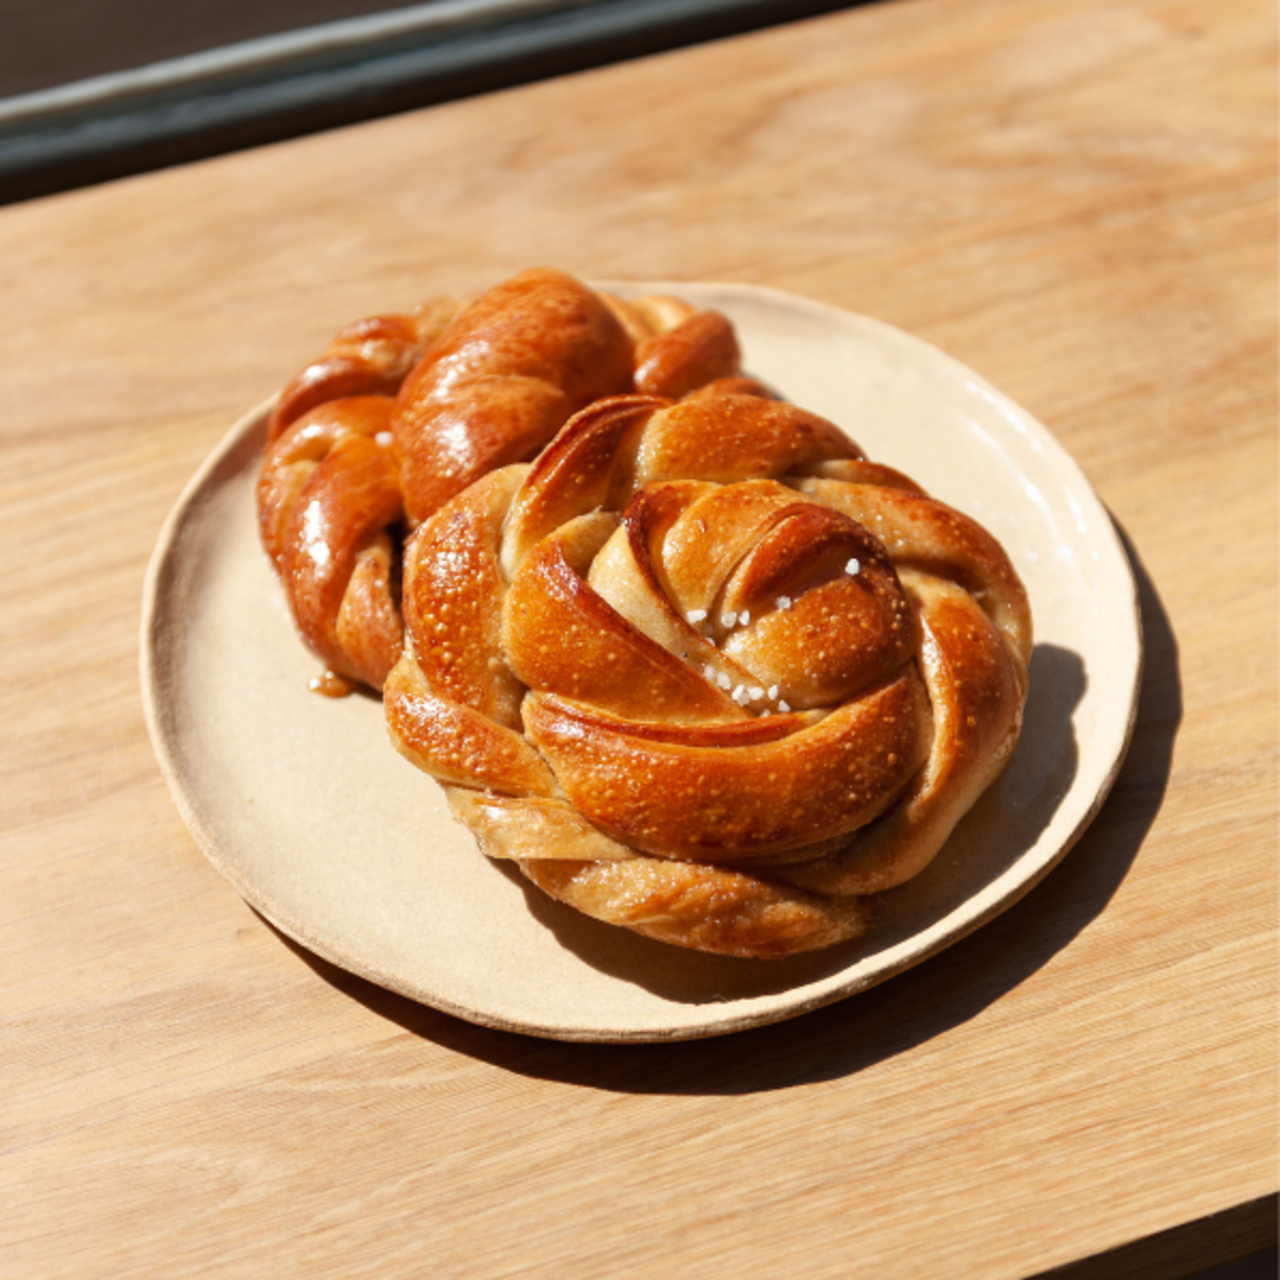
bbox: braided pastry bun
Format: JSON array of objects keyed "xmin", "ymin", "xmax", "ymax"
[
  {"xmin": 385, "ymin": 390, "xmax": 1033, "ymax": 958},
  {"xmin": 258, "ymin": 268, "xmax": 743, "ymax": 692}
]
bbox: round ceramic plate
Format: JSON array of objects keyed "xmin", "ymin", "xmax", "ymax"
[{"xmin": 141, "ymin": 282, "xmax": 1141, "ymax": 1043}]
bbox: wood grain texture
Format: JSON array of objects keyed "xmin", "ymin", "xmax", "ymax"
[{"xmin": 1, "ymin": 0, "xmax": 1274, "ymax": 1276}]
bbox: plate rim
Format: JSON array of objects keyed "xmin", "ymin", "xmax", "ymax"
[{"xmin": 140, "ymin": 281, "xmax": 1144, "ymax": 1043}]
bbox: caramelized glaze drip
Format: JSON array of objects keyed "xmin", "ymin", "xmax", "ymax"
[{"xmin": 308, "ymin": 670, "xmax": 355, "ymax": 698}]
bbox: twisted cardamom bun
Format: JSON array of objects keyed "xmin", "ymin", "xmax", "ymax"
[
  {"xmin": 385, "ymin": 391, "xmax": 1033, "ymax": 957},
  {"xmin": 257, "ymin": 268, "xmax": 742, "ymax": 691}
]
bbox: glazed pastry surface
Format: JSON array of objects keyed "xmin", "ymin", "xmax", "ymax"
[{"xmin": 384, "ymin": 389, "xmax": 1032, "ymax": 957}]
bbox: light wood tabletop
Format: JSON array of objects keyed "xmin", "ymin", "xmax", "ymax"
[{"xmin": 3, "ymin": 0, "xmax": 1275, "ymax": 1275}]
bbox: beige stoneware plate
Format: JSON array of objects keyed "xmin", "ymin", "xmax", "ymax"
[{"xmin": 141, "ymin": 282, "xmax": 1142, "ymax": 1043}]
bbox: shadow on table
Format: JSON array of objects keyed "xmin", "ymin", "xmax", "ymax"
[{"xmin": 272, "ymin": 524, "xmax": 1179, "ymax": 1096}]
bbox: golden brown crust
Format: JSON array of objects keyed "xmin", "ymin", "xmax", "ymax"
[
  {"xmin": 392, "ymin": 268, "xmax": 636, "ymax": 525},
  {"xmin": 266, "ymin": 300, "xmax": 464, "ymax": 445},
  {"xmin": 521, "ymin": 677, "xmax": 930, "ymax": 860},
  {"xmin": 257, "ymin": 396, "xmax": 404, "ymax": 689},
  {"xmin": 516, "ymin": 855, "xmax": 877, "ymax": 959},
  {"xmin": 384, "ymin": 388, "xmax": 1032, "ymax": 957},
  {"xmin": 633, "ymin": 310, "xmax": 742, "ymax": 399}
]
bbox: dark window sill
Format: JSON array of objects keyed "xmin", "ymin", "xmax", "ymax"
[{"xmin": 0, "ymin": 0, "xmax": 867, "ymax": 204}]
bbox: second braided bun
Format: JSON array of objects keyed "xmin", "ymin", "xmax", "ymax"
[{"xmin": 257, "ymin": 268, "xmax": 743, "ymax": 692}]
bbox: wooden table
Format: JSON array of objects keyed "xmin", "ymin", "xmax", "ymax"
[{"xmin": 4, "ymin": 0, "xmax": 1275, "ymax": 1274}]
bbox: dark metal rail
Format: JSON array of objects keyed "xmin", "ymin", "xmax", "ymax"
[{"xmin": 0, "ymin": 0, "xmax": 865, "ymax": 203}]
